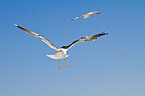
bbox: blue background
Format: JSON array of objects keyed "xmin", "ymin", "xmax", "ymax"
[{"xmin": 0, "ymin": 0, "xmax": 145, "ymax": 96}]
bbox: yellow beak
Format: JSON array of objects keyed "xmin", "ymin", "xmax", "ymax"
[{"xmin": 56, "ymin": 50, "xmax": 59, "ymax": 52}]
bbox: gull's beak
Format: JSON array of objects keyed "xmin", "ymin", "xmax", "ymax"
[{"xmin": 56, "ymin": 50, "xmax": 59, "ymax": 53}]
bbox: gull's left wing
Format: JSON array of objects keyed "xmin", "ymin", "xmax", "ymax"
[
  {"xmin": 61, "ymin": 32, "xmax": 108, "ymax": 49},
  {"xmin": 71, "ymin": 15, "xmax": 83, "ymax": 21},
  {"xmin": 71, "ymin": 13, "xmax": 91, "ymax": 21},
  {"xmin": 14, "ymin": 24, "xmax": 58, "ymax": 50}
]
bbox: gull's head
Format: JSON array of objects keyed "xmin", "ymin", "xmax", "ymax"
[
  {"xmin": 56, "ymin": 49, "xmax": 63, "ymax": 53},
  {"xmin": 57, "ymin": 48, "xmax": 68, "ymax": 55},
  {"xmin": 94, "ymin": 11, "xmax": 102, "ymax": 14}
]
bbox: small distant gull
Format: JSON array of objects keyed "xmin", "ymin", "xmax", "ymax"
[
  {"xmin": 71, "ymin": 11, "xmax": 102, "ymax": 21},
  {"xmin": 14, "ymin": 24, "xmax": 108, "ymax": 69}
]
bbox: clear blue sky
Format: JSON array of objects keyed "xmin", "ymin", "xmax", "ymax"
[{"xmin": 0, "ymin": 0, "xmax": 145, "ymax": 96}]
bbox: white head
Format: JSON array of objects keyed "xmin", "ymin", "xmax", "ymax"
[
  {"xmin": 93, "ymin": 11, "xmax": 102, "ymax": 14},
  {"xmin": 57, "ymin": 48, "xmax": 68, "ymax": 55}
]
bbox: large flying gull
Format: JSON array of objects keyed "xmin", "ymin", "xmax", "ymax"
[
  {"xmin": 71, "ymin": 11, "xmax": 102, "ymax": 21},
  {"xmin": 14, "ymin": 24, "xmax": 108, "ymax": 69}
]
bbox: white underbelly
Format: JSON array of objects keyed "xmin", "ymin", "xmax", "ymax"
[{"xmin": 54, "ymin": 51, "xmax": 66, "ymax": 59}]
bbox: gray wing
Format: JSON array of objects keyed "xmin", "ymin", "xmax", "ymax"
[
  {"xmin": 71, "ymin": 12, "xmax": 93, "ymax": 21},
  {"xmin": 86, "ymin": 32, "xmax": 108, "ymax": 41},
  {"xmin": 71, "ymin": 15, "xmax": 83, "ymax": 21},
  {"xmin": 61, "ymin": 32, "xmax": 108, "ymax": 49},
  {"xmin": 14, "ymin": 24, "xmax": 58, "ymax": 50}
]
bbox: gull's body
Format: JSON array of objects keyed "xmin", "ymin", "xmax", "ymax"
[
  {"xmin": 47, "ymin": 49, "xmax": 69, "ymax": 59},
  {"xmin": 15, "ymin": 24, "xmax": 108, "ymax": 69},
  {"xmin": 71, "ymin": 11, "xmax": 101, "ymax": 21}
]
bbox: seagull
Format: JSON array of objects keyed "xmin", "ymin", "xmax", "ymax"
[
  {"xmin": 71, "ymin": 11, "xmax": 102, "ymax": 21},
  {"xmin": 14, "ymin": 24, "xmax": 108, "ymax": 69}
]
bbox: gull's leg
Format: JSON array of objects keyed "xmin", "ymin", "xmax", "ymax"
[
  {"xmin": 64, "ymin": 58, "xmax": 70, "ymax": 68},
  {"xmin": 58, "ymin": 59, "xmax": 61, "ymax": 69}
]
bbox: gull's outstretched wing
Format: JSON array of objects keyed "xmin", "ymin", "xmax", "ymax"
[
  {"xmin": 14, "ymin": 24, "xmax": 58, "ymax": 50},
  {"xmin": 71, "ymin": 15, "xmax": 83, "ymax": 21},
  {"xmin": 71, "ymin": 13, "xmax": 91, "ymax": 21},
  {"xmin": 61, "ymin": 32, "xmax": 108, "ymax": 49}
]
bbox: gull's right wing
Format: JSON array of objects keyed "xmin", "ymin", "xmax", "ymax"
[
  {"xmin": 14, "ymin": 24, "xmax": 58, "ymax": 50},
  {"xmin": 70, "ymin": 15, "xmax": 84, "ymax": 21},
  {"xmin": 61, "ymin": 32, "xmax": 108, "ymax": 49}
]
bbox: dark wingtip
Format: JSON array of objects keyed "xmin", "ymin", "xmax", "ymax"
[
  {"xmin": 105, "ymin": 33, "xmax": 108, "ymax": 35},
  {"xmin": 100, "ymin": 32, "xmax": 108, "ymax": 35},
  {"xmin": 99, "ymin": 11, "xmax": 102, "ymax": 14}
]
